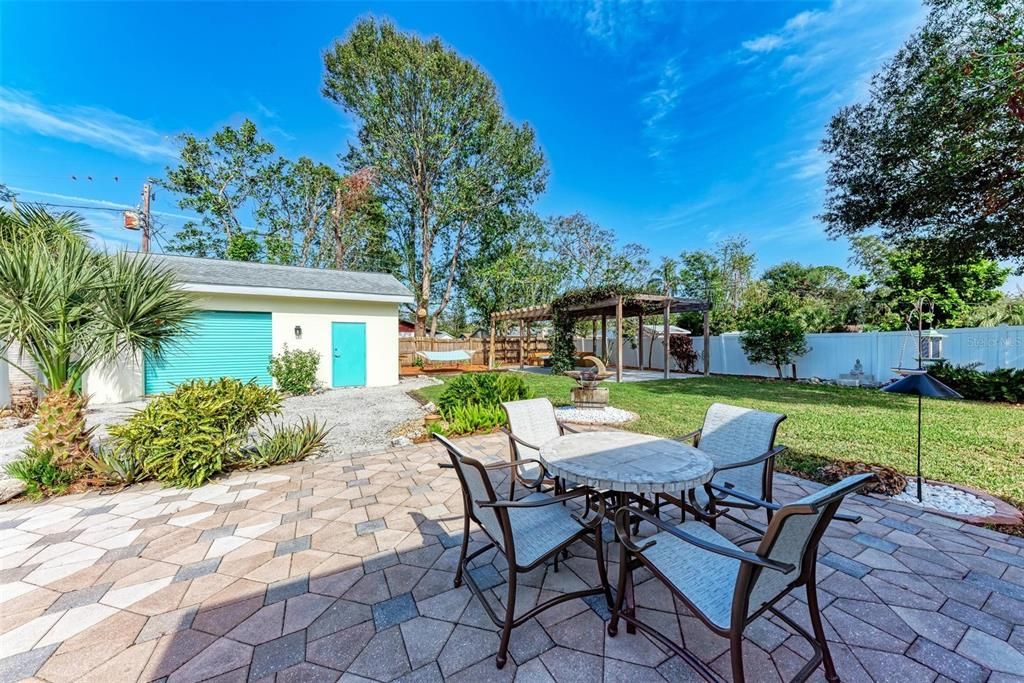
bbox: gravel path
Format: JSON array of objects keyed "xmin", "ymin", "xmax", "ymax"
[{"xmin": 0, "ymin": 377, "xmax": 439, "ymax": 496}]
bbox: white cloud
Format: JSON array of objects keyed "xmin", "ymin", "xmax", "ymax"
[
  {"xmin": 742, "ymin": 34, "xmax": 785, "ymax": 54},
  {"xmin": 0, "ymin": 87, "xmax": 177, "ymax": 161},
  {"xmin": 535, "ymin": 0, "xmax": 665, "ymax": 52}
]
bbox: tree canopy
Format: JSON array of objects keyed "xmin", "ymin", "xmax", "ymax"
[
  {"xmin": 322, "ymin": 18, "xmax": 547, "ymax": 335},
  {"xmin": 821, "ymin": 0, "xmax": 1024, "ymax": 266}
]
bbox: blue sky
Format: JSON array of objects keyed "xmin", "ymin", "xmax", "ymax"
[{"xmin": 2, "ymin": 0, "xmax": 931, "ymax": 278}]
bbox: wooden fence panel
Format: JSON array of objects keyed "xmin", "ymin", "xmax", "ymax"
[{"xmin": 397, "ymin": 336, "xmax": 550, "ymax": 367}]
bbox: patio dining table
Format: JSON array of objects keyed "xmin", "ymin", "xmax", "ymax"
[
  {"xmin": 538, "ymin": 430, "xmax": 714, "ymax": 632},
  {"xmin": 538, "ymin": 430, "xmax": 714, "ymax": 496}
]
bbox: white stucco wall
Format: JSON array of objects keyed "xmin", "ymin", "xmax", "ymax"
[{"xmin": 82, "ymin": 291, "xmax": 401, "ymax": 404}]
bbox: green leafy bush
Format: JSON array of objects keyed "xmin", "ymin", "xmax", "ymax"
[
  {"xmin": 740, "ymin": 313, "xmax": 810, "ymax": 379},
  {"xmin": 444, "ymin": 403, "xmax": 508, "ymax": 434},
  {"xmin": 269, "ymin": 345, "xmax": 321, "ymax": 395},
  {"xmin": 84, "ymin": 445, "xmax": 146, "ymax": 486},
  {"xmin": 108, "ymin": 378, "xmax": 282, "ymax": 488},
  {"xmin": 4, "ymin": 448, "xmax": 80, "ymax": 499},
  {"xmin": 435, "ymin": 372, "xmax": 532, "ymax": 435},
  {"xmin": 246, "ymin": 418, "xmax": 331, "ymax": 467},
  {"xmin": 928, "ymin": 361, "xmax": 1024, "ymax": 403},
  {"xmin": 437, "ymin": 372, "xmax": 532, "ymax": 416}
]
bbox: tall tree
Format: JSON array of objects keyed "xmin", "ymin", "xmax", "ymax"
[
  {"xmin": 677, "ymin": 236, "xmax": 756, "ymax": 333},
  {"xmin": 548, "ymin": 213, "xmax": 650, "ymax": 289},
  {"xmin": 759, "ymin": 262, "xmax": 866, "ymax": 332},
  {"xmin": 821, "ymin": 0, "xmax": 1024, "ymax": 266},
  {"xmin": 323, "ymin": 18, "xmax": 547, "ymax": 335},
  {"xmin": 849, "ymin": 235, "xmax": 1008, "ymax": 329},
  {"xmin": 461, "ymin": 212, "xmax": 565, "ymax": 325},
  {"xmin": 161, "ymin": 119, "xmax": 281, "ymax": 258}
]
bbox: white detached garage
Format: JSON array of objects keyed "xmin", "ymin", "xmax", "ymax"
[{"xmin": 83, "ymin": 254, "xmax": 413, "ymax": 404}]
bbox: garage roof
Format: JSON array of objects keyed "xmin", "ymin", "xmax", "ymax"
[{"xmin": 144, "ymin": 253, "xmax": 413, "ymax": 303}]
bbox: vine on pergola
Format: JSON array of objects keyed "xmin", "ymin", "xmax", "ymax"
[{"xmin": 548, "ymin": 284, "xmax": 643, "ymax": 373}]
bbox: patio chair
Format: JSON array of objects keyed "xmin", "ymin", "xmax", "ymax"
[
  {"xmin": 610, "ymin": 473, "xmax": 873, "ymax": 683},
  {"xmin": 434, "ymin": 433, "xmax": 612, "ymax": 669},
  {"xmin": 656, "ymin": 403, "xmax": 786, "ymax": 533},
  {"xmin": 500, "ymin": 397, "xmax": 579, "ymax": 499}
]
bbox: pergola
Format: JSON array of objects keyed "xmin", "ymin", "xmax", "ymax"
[{"xmin": 489, "ymin": 293, "xmax": 712, "ymax": 382}]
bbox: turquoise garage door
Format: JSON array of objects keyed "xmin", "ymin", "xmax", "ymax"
[{"xmin": 144, "ymin": 310, "xmax": 273, "ymax": 394}]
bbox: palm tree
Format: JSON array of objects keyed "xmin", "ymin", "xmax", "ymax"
[
  {"xmin": 643, "ymin": 257, "xmax": 682, "ymax": 367},
  {"xmin": 0, "ymin": 205, "xmax": 92, "ymax": 413},
  {"xmin": 0, "ymin": 207, "xmax": 197, "ymax": 467}
]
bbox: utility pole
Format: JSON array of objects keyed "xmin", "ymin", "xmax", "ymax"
[{"xmin": 140, "ymin": 183, "xmax": 152, "ymax": 253}]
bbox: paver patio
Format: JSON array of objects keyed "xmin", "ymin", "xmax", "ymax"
[{"xmin": 1, "ymin": 432, "xmax": 1023, "ymax": 682}]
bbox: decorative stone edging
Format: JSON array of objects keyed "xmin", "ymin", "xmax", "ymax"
[{"xmin": 874, "ymin": 478, "xmax": 1023, "ymax": 526}]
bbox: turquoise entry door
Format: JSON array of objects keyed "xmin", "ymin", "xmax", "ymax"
[
  {"xmin": 144, "ymin": 310, "xmax": 273, "ymax": 394},
  {"xmin": 331, "ymin": 322, "xmax": 367, "ymax": 387}
]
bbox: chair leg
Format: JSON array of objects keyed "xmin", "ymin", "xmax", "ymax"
[
  {"xmin": 730, "ymin": 630, "xmax": 746, "ymax": 683},
  {"xmin": 607, "ymin": 541, "xmax": 629, "ymax": 637},
  {"xmin": 453, "ymin": 511, "xmax": 470, "ymax": 588},
  {"xmin": 592, "ymin": 519, "xmax": 613, "ymax": 608},
  {"xmin": 496, "ymin": 569, "xmax": 517, "ymax": 669},
  {"xmin": 807, "ymin": 578, "xmax": 838, "ymax": 682}
]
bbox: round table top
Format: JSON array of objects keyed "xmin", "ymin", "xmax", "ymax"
[{"xmin": 539, "ymin": 431, "xmax": 714, "ymax": 494}]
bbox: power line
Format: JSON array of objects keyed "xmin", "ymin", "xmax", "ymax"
[{"xmin": 29, "ymin": 201, "xmax": 132, "ymax": 213}]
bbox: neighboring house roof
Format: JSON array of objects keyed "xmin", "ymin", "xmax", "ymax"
[{"xmin": 143, "ymin": 253, "xmax": 414, "ymax": 304}]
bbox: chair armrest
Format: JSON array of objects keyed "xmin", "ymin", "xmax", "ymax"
[
  {"xmin": 500, "ymin": 427, "xmax": 543, "ymax": 453},
  {"xmin": 712, "ymin": 445, "xmax": 786, "ymax": 473},
  {"xmin": 482, "ymin": 459, "xmax": 546, "ymax": 489},
  {"xmin": 479, "ymin": 487, "xmax": 605, "ymax": 530},
  {"xmin": 712, "ymin": 483, "xmax": 862, "ymax": 524},
  {"xmin": 711, "ymin": 483, "xmax": 781, "ymax": 510},
  {"xmin": 614, "ymin": 507, "xmax": 795, "ymax": 573},
  {"xmin": 677, "ymin": 429, "xmax": 701, "ymax": 444},
  {"xmin": 558, "ymin": 422, "xmax": 579, "ymax": 434}
]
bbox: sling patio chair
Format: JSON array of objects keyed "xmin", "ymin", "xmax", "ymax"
[
  {"xmin": 609, "ymin": 473, "xmax": 873, "ymax": 683},
  {"xmin": 500, "ymin": 397, "xmax": 580, "ymax": 499},
  {"xmin": 434, "ymin": 433, "xmax": 612, "ymax": 669},
  {"xmin": 655, "ymin": 402, "xmax": 786, "ymax": 534}
]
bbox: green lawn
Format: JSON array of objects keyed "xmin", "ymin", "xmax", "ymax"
[{"xmin": 416, "ymin": 372, "xmax": 1024, "ymax": 508}]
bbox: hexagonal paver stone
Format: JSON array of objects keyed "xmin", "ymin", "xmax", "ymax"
[
  {"xmin": 347, "ymin": 626, "xmax": 412, "ymax": 680},
  {"xmin": 274, "ymin": 535, "xmax": 312, "ymax": 557},
  {"xmin": 907, "ymin": 637, "xmax": 986, "ymax": 683},
  {"xmin": 373, "ymin": 592, "xmax": 419, "ymax": 631},
  {"xmin": 266, "ymin": 576, "xmax": 309, "ymax": 605},
  {"xmin": 356, "ymin": 519, "xmax": 387, "ymax": 536},
  {"xmin": 175, "ymin": 558, "xmax": 222, "ymax": 583},
  {"xmin": 249, "ymin": 630, "xmax": 306, "ymax": 680},
  {"xmin": 401, "ymin": 616, "xmax": 455, "ymax": 669},
  {"xmin": 956, "ymin": 628, "xmax": 1024, "ymax": 676},
  {"xmin": 468, "ymin": 565, "xmax": 504, "ymax": 591}
]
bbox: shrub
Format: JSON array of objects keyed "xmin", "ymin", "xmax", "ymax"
[
  {"xmin": 83, "ymin": 445, "xmax": 146, "ymax": 486},
  {"xmin": 4, "ymin": 448, "xmax": 80, "ymax": 500},
  {"xmin": 740, "ymin": 313, "xmax": 810, "ymax": 379},
  {"xmin": 435, "ymin": 372, "xmax": 532, "ymax": 435},
  {"xmin": 269, "ymin": 345, "xmax": 321, "ymax": 395},
  {"xmin": 668, "ymin": 335, "xmax": 699, "ymax": 373},
  {"xmin": 246, "ymin": 418, "xmax": 331, "ymax": 468},
  {"xmin": 108, "ymin": 378, "xmax": 282, "ymax": 488},
  {"xmin": 437, "ymin": 372, "xmax": 532, "ymax": 416},
  {"xmin": 928, "ymin": 361, "xmax": 1024, "ymax": 403},
  {"xmin": 444, "ymin": 403, "xmax": 508, "ymax": 435}
]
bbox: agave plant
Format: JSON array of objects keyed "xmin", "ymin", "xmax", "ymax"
[{"xmin": 0, "ymin": 206, "xmax": 197, "ymax": 469}]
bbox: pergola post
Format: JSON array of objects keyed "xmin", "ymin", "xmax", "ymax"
[
  {"xmin": 703, "ymin": 307, "xmax": 711, "ymax": 376},
  {"xmin": 591, "ymin": 320, "xmax": 596, "ymax": 356},
  {"xmin": 519, "ymin": 319, "xmax": 525, "ymax": 370},
  {"xmin": 489, "ymin": 315, "xmax": 496, "ymax": 369},
  {"xmin": 638, "ymin": 313, "xmax": 644, "ymax": 370},
  {"xmin": 615, "ymin": 296, "xmax": 623, "ymax": 383},
  {"xmin": 601, "ymin": 314, "xmax": 607, "ymax": 362},
  {"xmin": 663, "ymin": 299, "xmax": 671, "ymax": 379}
]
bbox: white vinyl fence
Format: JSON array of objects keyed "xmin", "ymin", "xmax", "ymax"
[{"xmin": 576, "ymin": 326, "xmax": 1024, "ymax": 382}]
